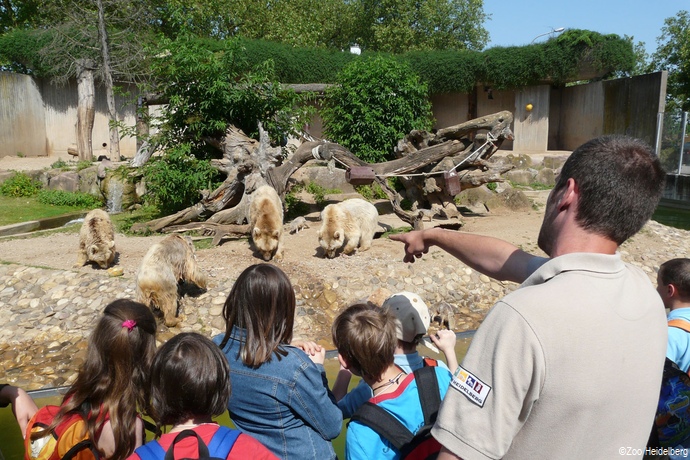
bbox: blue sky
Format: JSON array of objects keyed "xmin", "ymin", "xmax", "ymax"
[{"xmin": 483, "ymin": 0, "xmax": 687, "ymax": 55}]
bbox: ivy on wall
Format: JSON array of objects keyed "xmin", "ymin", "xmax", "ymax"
[{"xmin": 0, "ymin": 29, "xmax": 633, "ymax": 93}]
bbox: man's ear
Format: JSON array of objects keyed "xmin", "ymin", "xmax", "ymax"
[
  {"xmin": 557, "ymin": 178, "xmax": 579, "ymax": 211},
  {"xmin": 668, "ymin": 283, "xmax": 679, "ymax": 298}
]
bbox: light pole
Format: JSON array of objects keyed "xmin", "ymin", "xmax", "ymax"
[{"xmin": 530, "ymin": 27, "xmax": 565, "ymax": 44}]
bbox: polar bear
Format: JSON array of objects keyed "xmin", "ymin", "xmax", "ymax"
[
  {"xmin": 318, "ymin": 198, "xmax": 379, "ymax": 258},
  {"xmin": 75, "ymin": 209, "xmax": 116, "ymax": 269},
  {"xmin": 135, "ymin": 234, "xmax": 207, "ymax": 327},
  {"xmin": 249, "ymin": 185, "xmax": 284, "ymax": 261}
]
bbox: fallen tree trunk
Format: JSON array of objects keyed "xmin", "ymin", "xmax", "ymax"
[{"xmin": 132, "ymin": 111, "xmax": 514, "ymax": 234}]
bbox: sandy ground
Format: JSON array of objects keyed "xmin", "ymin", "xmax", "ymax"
[{"xmin": 0, "ymin": 150, "xmax": 560, "ymax": 283}]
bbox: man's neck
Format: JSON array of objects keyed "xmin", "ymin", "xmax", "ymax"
[{"xmin": 549, "ymin": 226, "xmax": 618, "ymax": 258}]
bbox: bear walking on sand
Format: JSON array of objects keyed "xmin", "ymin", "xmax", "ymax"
[
  {"xmin": 318, "ymin": 198, "xmax": 379, "ymax": 258},
  {"xmin": 249, "ymin": 185, "xmax": 284, "ymax": 261},
  {"xmin": 75, "ymin": 208, "xmax": 116, "ymax": 269},
  {"xmin": 135, "ymin": 234, "xmax": 207, "ymax": 327}
]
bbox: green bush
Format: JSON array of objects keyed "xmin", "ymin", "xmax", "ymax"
[
  {"xmin": 322, "ymin": 56, "xmax": 433, "ymax": 163},
  {"xmin": 76, "ymin": 160, "xmax": 93, "ymax": 171},
  {"xmin": 486, "ymin": 182, "xmax": 497, "ymax": 191},
  {"xmin": 285, "ymin": 191, "xmax": 310, "ymax": 220},
  {"xmin": 306, "ymin": 182, "xmax": 340, "ymax": 205},
  {"xmin": 142, "ymin": 144, "xmax": 222, "ymax": 214},
  {"xmin": 51, "ymin": 159, "xmax": 69, "ymax": 169},
  {"xmin": 355, "ymin": 183, "xmax": 388, "ymax": 201},
  {"xmin": 0, "ymin": 172, "xmax": 41, "ymax": 197},
  {"xmin": 37, "ymin": 190, "xmax": 103, "ymax": 208}
]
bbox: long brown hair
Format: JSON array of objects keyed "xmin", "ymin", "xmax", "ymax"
[
  {"xmin": 33, "ymin": 299, "xmax": 157, "ymax": 459},
  {"xmin": 218, "ymin": 263, "xmax": 295, "ymax": 367}
]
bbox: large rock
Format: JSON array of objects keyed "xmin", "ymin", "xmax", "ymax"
[
  {"xmin": 504, "ymin": 169, "xmax": 535, "ymax": 186},
  {"xmin": 77, "ymin": 167, "xmax": 101, "ymax": 196},
  {"xmin": 485, "ymin": 188, "xmax": 531, "ymax": 211},
  {"xmin": 535, "ymin": 168, "xmax": 556, "ymax": 186},
  {"xmin": 47, "ymin": 171, "xmax": 80, "ymax": 192},
  {"xmin": 290, "ymin": 163, "xmax": 357, "ymax": 194}
]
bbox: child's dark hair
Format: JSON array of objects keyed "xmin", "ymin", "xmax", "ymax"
[
  {"xmin": 150, "ymin": 332, "xmax": 230, "ymax": 427},
  {"xmin": 332, "ymin": 303, "xmax": 397, "ymax": 381},
  {"xmin": 659, "ymin": 258, "xmax": 690, "ymax": 298},
  {"xmin": 33, "ymin": 299, "xmax": 157, "ymax": 460},
  {"xmin": 219, "ymin": 263, "xmax": 296, "ymax": 367}
]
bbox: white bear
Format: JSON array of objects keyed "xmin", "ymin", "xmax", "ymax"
[
  {"xmin": 135, "ymin": 234, "xmax": 207, "ymax": 327},
  {"xmin": 75, "ymin": 209, "xmax": 115, "ymax": 269},
  {"xmin": 318, "ymin": 198, "xmax": 379, "ymax": 258},
  {"xmin": 249, "ymin": 185, "xmax": 284, "ymax": 260}
]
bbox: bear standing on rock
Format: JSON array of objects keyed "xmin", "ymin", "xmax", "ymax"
[
  {"xmin": 135, "ymin": 234, "xmax": 207, "ymax": 327},
  {"xmin": 249, "ymin": 185, "xmax": 284, "ymax": 261},
  {"xmin": 75, "ymin": 208, "xmax": 116, "ymax": 269},
  {"xmin": 318, "ymin": 198, "xmax": 379, "ymax": 258}
]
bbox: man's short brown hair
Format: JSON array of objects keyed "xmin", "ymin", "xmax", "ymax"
[{"xmin": 332, "ymin": 303, "xmax": 397, "ymax": 381}]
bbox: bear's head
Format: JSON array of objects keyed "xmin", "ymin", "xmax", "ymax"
[
  {"xmin": 253, "ymin": 227, "xmax": 280, "ymax": 260},
  {"xmin": 318, "ymin": 228, "xmax": 344, "ymax": 259},
  {"xmin": 88, "ymin": 240, "xmax": 115, "ymax": 269}
]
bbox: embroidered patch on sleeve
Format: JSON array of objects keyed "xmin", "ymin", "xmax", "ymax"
[{"xmin": 450, "ymin": 366, "xmax": 492, "ymax": 407}]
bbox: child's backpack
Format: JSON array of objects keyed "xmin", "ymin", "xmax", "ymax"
[
  {"xmin": 653, "ymin": 319, "xmax": 690, "ymax": 448},
  {"xmin": 24, "ymin": 405, "xmax": 99, "ymax": 460},
  {"xmin": 134, "ymin": 426, "xmax": 240, "ymax": 460},
  {"xmin": 350, "ymin": 366, "xmax": 442, "ymax": 460}
]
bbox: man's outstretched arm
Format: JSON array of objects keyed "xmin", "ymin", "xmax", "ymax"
[{"xmin": 389, "ymin": 227, "xmax": 541, "ymax": 284}]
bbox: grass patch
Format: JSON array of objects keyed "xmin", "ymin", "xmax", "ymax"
[
  {"xmin": 110, "ymin": 205, "xmax": 162, "ymax": 234},
  {"xmin": 382, "ymin": 226, "xmax": 413, "ymax": 238},
  {"xmin": 0, "ymin": 195, "xmax": 94, "ymax": 226}
]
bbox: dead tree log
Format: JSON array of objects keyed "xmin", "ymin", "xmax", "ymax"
[{"xmin": 132, "ymin": 111, "xmax": 514, "ymax": 234}]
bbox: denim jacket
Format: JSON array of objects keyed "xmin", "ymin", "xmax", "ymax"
[{"xmin": 213, "ymin": 327, "xmax": 343, "ymax": 459}]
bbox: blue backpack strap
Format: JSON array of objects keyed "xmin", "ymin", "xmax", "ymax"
[
  {"xmin": 134, "ymin": 440, "xmax": 166, "ymax": 460},
  {"xmin": 207, "ymin": 426, "xmax": 241, "ymax": 458}
]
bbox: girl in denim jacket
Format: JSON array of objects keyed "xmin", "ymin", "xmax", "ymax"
[{"xmin": 214, "ymin": 264, "xmax": 343, "ymax": 459}]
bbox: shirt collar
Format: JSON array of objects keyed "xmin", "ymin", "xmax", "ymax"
[{"xmin": 521, "ymin": 252, "xmax": 624, "ymax": 288}]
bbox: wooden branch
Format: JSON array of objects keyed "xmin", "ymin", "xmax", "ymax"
[{"xmin": 164, "ymin": 222, "xmax": 251, "ymax": 246}]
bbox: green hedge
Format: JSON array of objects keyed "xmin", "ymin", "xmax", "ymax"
[{"xmin": 0, "ymin": 29, "xmax": 633, "ymax": 93}]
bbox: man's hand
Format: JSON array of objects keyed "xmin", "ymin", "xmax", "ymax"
[{"xmin": 389, "ymin": 231, "xmax": 430, "ymax": 263}]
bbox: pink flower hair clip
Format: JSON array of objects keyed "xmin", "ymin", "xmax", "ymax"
[{"xmin": 122, "ymin": 319, "xmax": 137, "ymax": 332}]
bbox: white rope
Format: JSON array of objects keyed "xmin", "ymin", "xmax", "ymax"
[{"xmin": 311, "ymin": 146, "xmax": 322, "ymax": 160}]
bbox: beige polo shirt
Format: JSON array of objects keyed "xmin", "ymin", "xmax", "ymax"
[{"xmin": 432, "ymin": 252, "xmax": 667, "ymax": 460}]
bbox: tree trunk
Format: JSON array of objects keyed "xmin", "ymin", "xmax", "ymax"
[
  {"xmin": 96, "ymin": 0, "xmax": 120, "ymax": 159},
  {"xmin": 132, "ymin": 111, "xmax": 515, "ymax": 233},
  {"xmin": 76, "ymin": 59, "xmax": 95, "ymax": 162}
]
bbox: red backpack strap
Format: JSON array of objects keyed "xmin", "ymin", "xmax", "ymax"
[
  {"xmin": 669, "ymin": 319, "xmax": 690, "ymax": 333},
  {"xmin": 422, "ymin": 357, "xmax": 438, "ymax": 367}
]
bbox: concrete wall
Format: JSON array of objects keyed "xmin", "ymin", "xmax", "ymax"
[
  {"xmin": 1, "ymin": 71, "xmax": 666, "ymax": 158},
  {"xmin": 513, "ymin": 85, "xmax": 550, "ymax": 152},
  {"xmin": 0, "ymin": 72, "xmax": 47, "ymax": 157},
  {"xmin": 603, "ymin": 71, "xmax": 667, "ymax": 148},
  {"xmin": 552, "ymin": 81, "xmax": 604, "ymax": 150},
  {"xmin": 0, "ymin": 72, "xmax": 138, "ymax": 159}
]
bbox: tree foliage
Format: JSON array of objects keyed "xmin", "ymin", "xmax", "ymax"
[
  {"xmin": 321, "ymin": 56, "xmax": 433, "ymax": 162},
  {"xmin": 145, "ymin": 36, "xmax": 313, "ymax": 156},
  {"xmin": 141, "ymin": 144, "xmax": 221, "ymax": 214},
  {"xmin": 354, "ymin": 0, "xmax": 489, "ymax": 53},
  {"xmin": 652, "ymin": 10, "xmax": 690, "ymax": 111}
]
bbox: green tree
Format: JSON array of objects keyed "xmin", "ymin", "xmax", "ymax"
[
  {"xmin": 147, "ymin": 36, "xmax": 312, "ymax": 156},
  {"xmin": 652, "ymin": 10, "xmax": 690, "ymax": 111},
  {"xmin": 353, "ymin": 0, "xmax": 489, "ymax": 53},
  {"xmin": 321, "ymin": 56, "xmax": 433, "ymax": 163}
]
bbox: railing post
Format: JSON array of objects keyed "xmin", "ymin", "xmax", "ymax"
[{"xmin": 678, "ymin": 112, "xmax": 688, "ymax": 175}]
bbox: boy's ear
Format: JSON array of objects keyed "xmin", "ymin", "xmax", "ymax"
[{"xmin": 338, "ymin": 353, "xmax": 350, "ymax": 370}]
